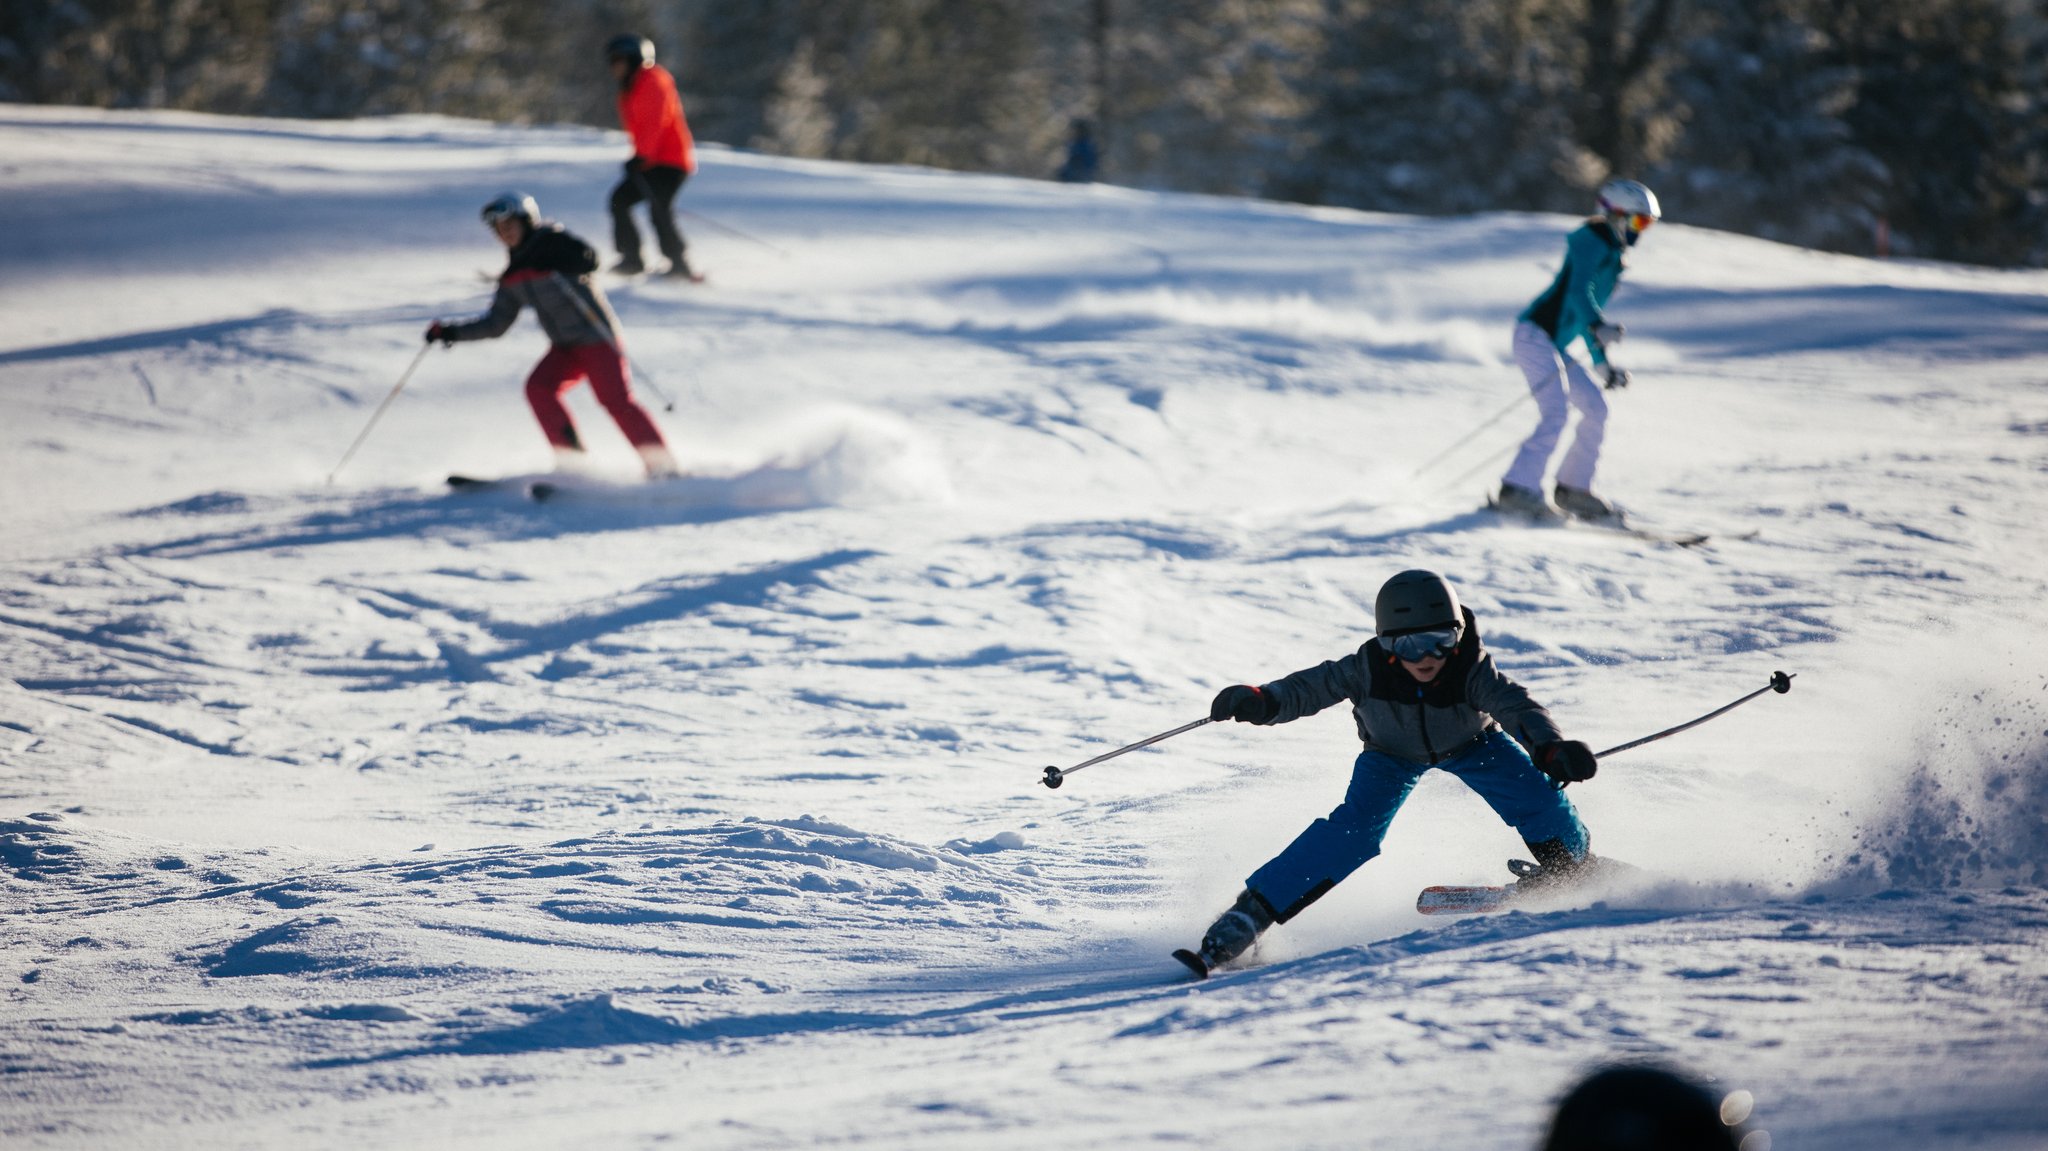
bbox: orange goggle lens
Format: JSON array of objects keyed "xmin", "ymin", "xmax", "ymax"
[{"xmin": 1626, "ymin": 212, "xmax": 1656, "ymax": 232}]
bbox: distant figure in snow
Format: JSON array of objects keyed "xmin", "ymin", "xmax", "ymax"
[
  {"xmin": 426, "ymin": 192, "xmax": 680, "ymax": 479},
  {"xmin": 1496, "ymin": 178, "xmax": 1662, "ymax": 525},
  {"xmin": 605, "ymin": 33, "xmax": 700, "ymax": 281},
  {"xmin": 1056, "ymin": 118, "xmax": 1099, "ymax": 184},
  {"xmin": 1542, "ymin": 1063, "xmax": 1747, "ymax": 1151},
  {"xmin": 1173, "ymin": 569, "xmax": 1601, "ymax": 977}
]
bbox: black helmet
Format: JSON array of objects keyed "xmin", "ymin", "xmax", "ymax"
[
  {"xmin": 605, "ymin": 33, "xmax": 655, "ymax": 67},
  {"xmin": 480, "ymin": 191, "xmax": 539, "ymax": 229},
  {"xmin": 1542, "ymin": 1064, "xmax": 1743, "ymax": 1151},
  {"xmin": 1374, "ymin": 569, "xmax": 1463, "ymax": 637}
]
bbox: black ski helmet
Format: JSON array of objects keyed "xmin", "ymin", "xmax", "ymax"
[
  {"xmin": 1541, "ymin": 1064, "xmax": 1742, "ymax": 1151},
  {"xmin": 1374, "ymin": 569, "xmax": 1463, "ymax": 637},
  {"xmin": 605, "ymin": 33, "xmax": 655, "ymax": 67},
  {"xmin": 480, "ymin": 191, "xmax": 539, "ymax": 230}
]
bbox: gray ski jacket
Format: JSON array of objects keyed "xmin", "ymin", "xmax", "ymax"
[
  {"xmin": 440, "ymin": 224, "xmax": 620, "ymax": 349},
  {"xmin": 1257, "ymin": 608, "xmax": 1564, "ymax": 766}
]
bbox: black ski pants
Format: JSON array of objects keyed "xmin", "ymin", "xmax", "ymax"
[{"xmin": 609, "ymin": 162, "xmax": 689, "ymax": 267}]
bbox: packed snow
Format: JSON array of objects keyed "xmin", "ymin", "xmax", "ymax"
[{"xmin": 4, "ymin": 104, "xmax": 2048, "ymax": 1149}]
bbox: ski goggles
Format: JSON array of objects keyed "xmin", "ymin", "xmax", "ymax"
[
  {"xmin": 1384, "ymin": 627, "xmax": 1460, "ymax": 662},
  {"xmin": 1622, "ymin": 212, "xmax": 1656, "ymax": 233}
]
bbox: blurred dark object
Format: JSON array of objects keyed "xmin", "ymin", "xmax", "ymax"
[
  {"xmin": 1057, "ymin": 118, "xmax": 1099, "ymax": 183},
  {"xmin": 1542, "ymin": 1064, "xmax": 1748, "ymax": 1151}
]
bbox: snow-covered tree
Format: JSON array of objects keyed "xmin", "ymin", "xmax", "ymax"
[
  {"xmin": 1829, "ymin": 0, "xmax": 2038, "ymax": 265},
  {"xmin": 1648, "ymin": 0, "xmax": 1887, "ymax": 254},
  {"xmin": 1285, "ymin": 0, "xmax": 1591, "ymax": 215}
]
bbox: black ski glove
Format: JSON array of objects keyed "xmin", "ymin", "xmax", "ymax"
[
  {"xmin": 1210, "ymin": 684, "xmax": 1278, "ymax": 724},
  {"xmin": 1601, "ymin": 364, "xmax": 1631, "ymax": 390},
  {"xmin": 425, "ymin": 321, "xmax": 453, "ymax": 346},
  {"xmin": 1534, "ymin": 740, "xmax": 1598, "ymax": 784}
]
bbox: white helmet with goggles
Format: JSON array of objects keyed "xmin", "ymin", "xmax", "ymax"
[
  {"xmin": 1597, "ymin": 178, "xmax": 1661, "ymax": 242},
  {"xmin": 480, "ymin": 191, "xmax": 539, "ymax": 230}
]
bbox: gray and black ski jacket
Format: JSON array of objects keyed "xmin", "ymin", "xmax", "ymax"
[
  {"xmin": 1256, "ymin": 608, "xmax": 1563, "ymax": 766},
  {"xmin": 440, "ymin": 225, "xmax": 621, "ymax": 348}
]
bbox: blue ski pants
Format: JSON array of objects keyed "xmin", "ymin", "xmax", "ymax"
[{"xmin": 1246, "ymin": 730, "xmax": 1589, "ymax": 922}]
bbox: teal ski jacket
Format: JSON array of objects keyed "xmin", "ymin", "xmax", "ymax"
[{"xmin": 1518, "ymin": 219, "xmax": 1626, "ymax": 365}]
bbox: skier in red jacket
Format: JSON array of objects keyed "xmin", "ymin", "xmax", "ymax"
[{"xmin": 605, "ymin": 34, "xmax": 700, "ymax": 281}]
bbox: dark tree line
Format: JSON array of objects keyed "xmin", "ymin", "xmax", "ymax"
[{"xmin": 4, "ymin": 0, "xmax": 2043, "ymax": 265}]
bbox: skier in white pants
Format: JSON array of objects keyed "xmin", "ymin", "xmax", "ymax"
[{"xmin": 1497, "ymin": 179, "xmax": 1661, "ymax": 524}]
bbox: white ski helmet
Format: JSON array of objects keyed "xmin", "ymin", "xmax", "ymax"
[
  {"xmin": 1596, "ymin": 178, "xmax": 1661, "ymax": 219},
  {"xmin": 480, "ymin": 191, "xmax": 539, "ymax": 230},
  {"xmin": 1374, "ymin": 569, "xmax": 1464, "ymax": 637}
]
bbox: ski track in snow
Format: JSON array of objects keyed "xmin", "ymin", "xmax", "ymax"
[{"xmin": 3, "ymin": 106, "xmax": 2048, "ymax": 1148}]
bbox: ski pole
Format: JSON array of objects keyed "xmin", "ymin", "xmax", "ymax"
[
  {"xmin": 551, "ymin": 272, "xmax": 678, "ymax": 412},
  {"xmin": 678, "ymin": 207, "xmax": 792, "ymax": 259},
  {"xmin": 1041, "ymin": 717, "xmax": 1211, "ymax": 789},
  {"xmin": 1407, "ymin": 392, "xmax": 1530, "ymax": 480},
  {"xmin": 327, "ymin": 343, "xmax": 433, "ymax": 485},
  {"xmin": 1441, "ymin": 436, "xmax": 1522, "ymax": 493},
  {"xmin": 1594, "ymin": 670, "xmax": 1795, "ymax": 761}
]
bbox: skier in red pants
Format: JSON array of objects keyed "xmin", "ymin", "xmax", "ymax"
[{"xmin": 428, "ymin": 192, "xmax": 680, "ymax": 479}]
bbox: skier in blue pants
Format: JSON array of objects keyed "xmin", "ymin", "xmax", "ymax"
[
  {"xmin": 1176, "ymin": 569, "xmax": 1600, "ymax": 977},
  {"xmin": 1496, "ymin": 178, "xmax": 1662, "ymax": 525}
]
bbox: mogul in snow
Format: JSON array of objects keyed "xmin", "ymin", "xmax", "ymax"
[
  {"xmin": 605, "ymin": 33, "xmax": 700, "ymax": 281},
  {"xmin": 427, "ymin": 192, "xmax": 681, "ymax": 479},
  {"xmin": 1176, "ymin": 570, "xmax": 1601, "ymax": 978},
  {"xmin": 1496, "ymin": 178, "xmax": 1661, "ymax": 525}
]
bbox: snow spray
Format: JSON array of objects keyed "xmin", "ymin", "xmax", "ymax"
[{"xmin": 1832, "ymin": 672, "xmax": 2048, "ymax": 890}]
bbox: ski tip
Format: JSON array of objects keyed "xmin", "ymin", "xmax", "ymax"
[
  {"xmin": 1415, "ymin": 883, "xmax": 1517, "ymax": 915},
  {"xmin": 1171, "ymin": 949, "xmax": 1210, "ymax": 980}
]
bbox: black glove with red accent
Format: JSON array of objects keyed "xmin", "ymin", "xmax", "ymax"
[
  {"xmin": 1534, "ymin": 740, "xmax": 1598, "ymax": 784},
  {"xmin": 425, "ymin": 321, "xmax": 452, "ymax": 346},
  {"xmin": 1210, "ymin": 685, "xmax": 1279, "ymax": 724}
]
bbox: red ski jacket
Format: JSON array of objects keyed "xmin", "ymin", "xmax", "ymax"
[{"xmin": 617, "ymin": 63, "xmax": 695, "ymax": 173}]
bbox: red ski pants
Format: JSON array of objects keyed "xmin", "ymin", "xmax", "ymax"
[{"xmin": 524, "ymin": 343, "xmax": 667, "ymax": 452}]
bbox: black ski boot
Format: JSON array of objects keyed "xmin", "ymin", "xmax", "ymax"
[
  {"xmin": 1508, "ymin": 838, "xmax": 1596, "ymax": 895},
  {"xmin": 1496, "ymin": 482, "xmax": 1567, "ymax": 524},
  {"xmin": 1554, "ymin": 484, "xmax": 1623, "ymax": 525},
  {"xmin": 1173, "ymin": 889, "xmax": 1278, "ymax": 979}
]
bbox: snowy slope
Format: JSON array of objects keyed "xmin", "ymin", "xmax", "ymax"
[{"xmin": 4, "ymin": 104, "xmax": 2048, "ymax": 1149}]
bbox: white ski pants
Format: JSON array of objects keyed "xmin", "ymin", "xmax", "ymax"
[{"xmin": 1502, "ymin": 321, "xmax": 1608, "ymax": 493}]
